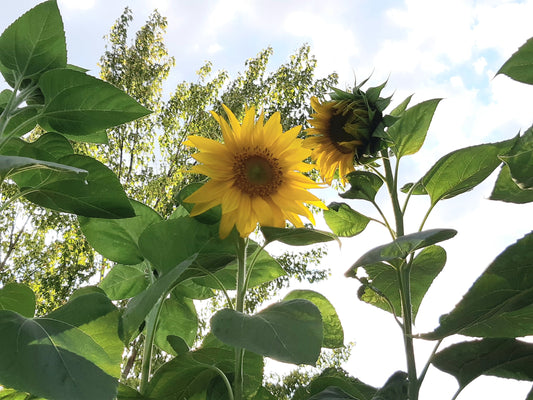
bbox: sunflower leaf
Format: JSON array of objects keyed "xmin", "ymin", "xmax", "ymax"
[{"xmin": 261, "ymin": 226, "xmax": 340, "ymax": 246}]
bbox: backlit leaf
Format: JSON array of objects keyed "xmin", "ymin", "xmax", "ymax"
[
  {"xmin": 490, "ymin": 164, "xmax": 533, "ymax": 204},
  {"xmin": 340, "ymin": 171, "xmax": 384, "ymax": 202},
  {"xmin": 323, "ymin": 202, "xmax": 371, "ymax": 237},
  {"xmin": 0, "ymin": 283, "xmax": 35, "ymax": 318},
  {"xmin": 497, "ymin": 37, "xmax": 533, "ymax": 84},
  {"xmin": 211, "ymin": 299, "xmax": 323, "ymax": 365}
]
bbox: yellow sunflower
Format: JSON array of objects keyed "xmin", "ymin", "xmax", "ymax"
[
  {"xmin": 184, "ymin": 105, "xmax": 326, "ymax": 239},
  {"xmin": 304, "ymin": 96, "xmax": 375, "ymax": 185}
]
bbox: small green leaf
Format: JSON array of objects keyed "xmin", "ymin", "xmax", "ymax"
[
  {"xmin": 432, "ymin": 339, "xmax": 533, "ymax": 390},
  {"xmin": 490, "ymin": 164, "xmax": 533, "ymax": 204},
  {"xmin": 39, "ymin": 68, "xmax": 150, "ymax": 135},
  {"xmin": 261, "ymin": 226, "xmax": 340, "ymax": 246},
  {"xmin": 385, "ymin": 98, "xmax": 441, "ymax": 158},
  {"xmin": 499, "ymin": 127, "xmax": 533, "ymax": 190},
  {"xmin": 390, "ymin": 94, "xmax": 413, "ymax": 117},
  {"xmin": 359, "ymin": 245, "xmax": 446, "ymax": 320},
  {"xmin": 121, "ymin": 255, "xmax": 197, "ymax": 342},
  {"xmin": 0, "ymin": 0, "xmax": 66, "ymax": 82},
  {"xmin": 0, "ymin": 292, "xmax": 122, "ymax": 400},
  {"xmin": 154, "ymin": 296, "xmax": 198, "ymax": 354},
  {"xmin": 423, "ymin": 232, "xmax": 533, "ymax": 340},
  {"xmin": 497, "ymin": 37, "xmax": 533, "ymax": 84},
  {"xmin": 98, "ymin": 263, "xmax": 149, "ymax": 300},
  {"xmin": 400, "ymin": 181, "xmax": 427, "ymax": 195},
  {"xmin": 340, "ymin": 171, "xmax": 384, "ymax": 202},
  {"xmin": 0, "ymin": 283, "xmax": 35, "ymax": 318},
  {"xmin": 323, "ymin": 202, "xmax": 371, "ymax": 238},
  {"xmin": 283, "ymin": 289, "xmax": 344, "ymax": 349},
  {"xmin": 345, "ymin": 229, "xmax": 456, "ymax": 277},
  {"xmin": 211, "ymin": 299, "xmax": 323, "ymax": 365},
  {"xmin": 79, "ymin": 200, "xmax": 162, "ymax": 265},
  {"xmin": 416, "ymin": 138, "xmax": 516, "ymax": 205}
]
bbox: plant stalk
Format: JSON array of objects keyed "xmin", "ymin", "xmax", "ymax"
[{"xmin": 234, "ymin": 236, "xmax": 248, "ymax": 400}]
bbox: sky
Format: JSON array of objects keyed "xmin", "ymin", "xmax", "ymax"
[{"xmin": 1, "ymin": 0, "xmax": 533, "ymax": 399}]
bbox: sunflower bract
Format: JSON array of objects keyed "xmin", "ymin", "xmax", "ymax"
[{"xmin": 184, "ymin": 105, "xmax": 326, "ymax": 239}]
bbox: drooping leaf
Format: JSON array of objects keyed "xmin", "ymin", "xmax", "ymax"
[
  {"xmin": 283, "ymin": 289, "xmax": 344, "ymax": 348},
  {"xmin": 499, "ymin": 127, "xmax": 533, "ymax": 190},
  {"xmin": 79, "ymin": 200, "xmax": 162, "ymax": 265},
  {"xmin": 154, "ymin": 296, "xmax": 198, "ymax": 354},
  {"xmin": 98, "ymin": 263, "xmax": 150, "ymax": 300},
  {"xmin": 261, "ymin": 226, "xmax": 340, "ymax": 246},
  {"xmin": 0, "ymin": 292, "xmax": 122, "ymax": 400},
  {"xmin": 38, "ymin": 68, "xmax": 150, "ymax": 135},
  {"xmin": 340, "ymin": 171, "xmax": 384, "ymax": 202},
  {"xmin": 432, "ymin": 339, "xmax": 533, "ymax": 390},
  {"xmin": 385, "ymin": 98, "xmax": 441, "ymax": 158},
  {"xmin": 146, "ymin": 347, "xmax": 262, "ymax": 399},
  {"xmin": 423, "ymin": 232, "xmax": 533, "ymax": 340},
  {"xmin": 415, "ymin": 138, "xmax": 516, "ymax": 206},
  {"xmin": 192, "ymin": 245, "xmax": 285, "ymax": 290},
  {"xmin": 139, "ymin": 217, "xmax": 236, "ymax": 275},
  {"xmin": 211, "ymin": 299, "xmax": 323, "ymax": 365},
  {"xmin": 490, "ymin": 164, "xmax": 533, "ymax": 204},
  {"xmin": 120, "ymin": 255, "xmax": 197, "ymax": 342},
  {"xmin": 20, "ymin": 154, "xmax": 135, "ymax": 218},
  {"xmin": 497, "ymin": 37, "xmax": 533, "ymax": 84},
  {"xmin": 359, "ymin": 245, "xmax": 446, "ymax": 320},
  {"xmin": 323, "ymin": 202, "xmax": 371, "ymax": 238},
  {"xmin": 0, "ymin": 155, "xmax": 86, "ymax": 182},
  {"xmin": 345, "ymin": 229, "xmax": 456, "ymax": 277},
  {"xmin": 0, "ymin": 0, "xmax": 66, "ymax": 82},
  {"xmin": 0, "ymin": 282, "xmax": 35, "ymax": 318}
]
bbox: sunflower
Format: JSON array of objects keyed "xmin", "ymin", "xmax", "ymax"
[{"xmin": 184, "ymin": 105, "xmax": 326, "ymax": 239}]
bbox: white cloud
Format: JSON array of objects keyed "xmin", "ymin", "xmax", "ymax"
[{"xmin": 58, "ymin": 0, "xmax": 96, "ymax": 11}]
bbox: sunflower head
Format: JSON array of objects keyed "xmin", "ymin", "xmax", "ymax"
[
  {"xmin": 304, "ymin": 78, "xmax": 391, "ymax": 184},
  {"xmin": 184, "ymin": 105, "xmax": 326, "ymax": 239}
]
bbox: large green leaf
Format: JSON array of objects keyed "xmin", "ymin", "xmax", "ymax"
[
  {"xmin": 323, "ymin": 202, "xmax": 371, "ymax": 237},
  {"xmin": 0, "ymin": 0, "xmax": 66, "ymax": 82},
  {"xmin": 345, "ymin": 229, "xmax": 456, "ymax": 277},
  {"xmin": 139, "ymin": 217, "xmax": 236, "ymax": 275},
  {"xmin": 490, "ymin": 164, "xmax": 533, "ymax": 204},
  {"xmin": 385, "ymin": 98, "xmax": 441, "ymax": 158},
  {"xmin": 283, "ymin": 289, "xmax": 344, "ymax": 349},
  {"xmin": 192, "ymin": 245, "xmax": 285, "ymax": 290},
  {"xmin": 415, "ymin": 138, "xmax": 516, "ymax": 205},
  {"xmin": 0, "ymin": 292, "xmax": 122, "ymax": 400},
  {"xmin": 154, "ymin": 295, "xmax": 198, "ymax": 354},
  {"xmin": 177, "ymin": 183, "xmax": 222, "ymax": 225},
  {"xmin": 0, "ymin": 283, "xmax": 35, "ymax": 318},
  {"xmin": 98, "ymin": 263, "xmax": 150, "ymax": 300},
  {"xmin": 499, "ymin": 127, "xmax": 533, "ymax": 190},
  {"xmin": 497, "ymin": 37, "xmax": 533, "ymax": 84},
  {"xmin": 146, "ymin": 347, "xmax": 262, "ymax": 399},
  {"xmin": 359, "ymin": 245, "xmax": 446, "ymax": 320},
  {"xmin": 432, "ymin": 339, "xmax": 533, "ymax": 390},
  {"xmin": 20, "ymin": 154, "xmax": 134, "ymax": 218},
  {"xmin": 424, "ymin": 232, "xmax": 533, "ymax": 340},
  {"xmin": 211, "ymin": 299, "xmax": 323, "ymax": 365},
  {"xmin": 39, "ymin": 68, "xmax": 150, "ymax": 135},
  {"xmin": 340, "ymin": 171, "xmax": 384, "ymax": 202},
  {"xmin": 120, "ymin": 255, "xmax": 197, "ymax": 342},
  {"xmin": 261, "ymin": 226, "xmax": 340, "ymax": 246},
  {"xmin": 79, "ymin": 200, "xmax": 162, "ymax": 265}
]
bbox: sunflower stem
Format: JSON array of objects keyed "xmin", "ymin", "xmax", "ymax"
[
  {"xmin": 382, "ymin": 152, "xmax": 418, "ymax": 400},
  {"xmin": 234, "ymin": 236, "xmax": 248, "ymax": 400}
]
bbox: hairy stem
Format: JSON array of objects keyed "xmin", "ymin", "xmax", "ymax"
[{"xmin": 234, "ymin": 236, "xmax": 248, "ymax": 400}]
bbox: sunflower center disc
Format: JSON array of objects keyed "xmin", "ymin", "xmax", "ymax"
[{"xmin": 234, "ymin": 150, "xmax": 282, "ymax": 197}]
